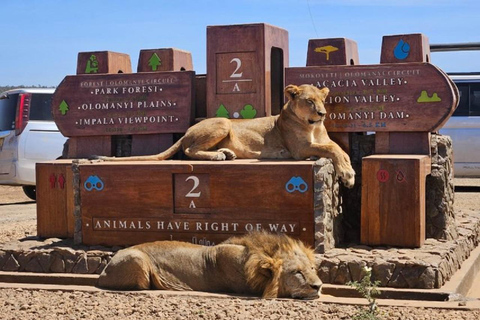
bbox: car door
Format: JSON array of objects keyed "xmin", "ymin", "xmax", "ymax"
[{"xmin": 0, "ymin": 93, "xmax": 18, "ymax": 175}]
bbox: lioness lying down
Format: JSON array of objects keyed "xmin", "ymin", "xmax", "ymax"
[
  {"xmin": 99, "ymin": 84, "xmax": 355, "ymax": 188},
  {"xmin": 97, "ymin": 232, "xmax": 322, "ymax": 299}
]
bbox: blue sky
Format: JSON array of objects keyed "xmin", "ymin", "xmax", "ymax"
[{"xmin": 1, "ymin": 0, "xmax": 479, "ymax": 86}]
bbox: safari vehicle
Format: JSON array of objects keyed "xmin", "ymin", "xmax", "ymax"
[
  {"xmin": 432, "ymin": 43, "xmax": 480, "ymax": 177},
  {"xmin": 0, "ymin": 88, "xmax": 66, "ymax": 200}
]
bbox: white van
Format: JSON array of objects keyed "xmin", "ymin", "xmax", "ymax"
[
  {"xmin": 439, "ymin": 74, "xmax": 480, "ymax": 177},
  {"xmin": 0, "ymin": 88, "xmax": 67, "ymax": 199}
]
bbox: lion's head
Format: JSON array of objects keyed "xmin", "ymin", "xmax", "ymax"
[
  {"xmin": 284, "ymin": 84, "xmax": 330, "ymax": 125},
  {"xmin": 224, "ymin": 232, "xmax": 322, "ymax": 299}
]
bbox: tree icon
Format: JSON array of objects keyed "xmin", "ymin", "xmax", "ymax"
[
  {"xmin": 148, "ymin": 53, "xmax": 161, "ymax": 71},
  {"xmin": 314, "ymin": 45, "xmax": 339, "ymax": 61},
  {"xmin": 215, "ymin": 104, "xmax": 230, "ymax": 118},
  {"xmin": 240, "ymin": 104, "xmax": 256, "ymax": 119},
  {"xmin": 59, "ymin": 100, "xmax": 69, "ymax": 115}
]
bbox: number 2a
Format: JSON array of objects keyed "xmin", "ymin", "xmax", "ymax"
[
  {"xmin": 185, "ymin": 176, "xmax": 201, "ymax": 198},
  {"xmin": 230, "ymin": 58, "xmax": 243, "ymax": 78}
]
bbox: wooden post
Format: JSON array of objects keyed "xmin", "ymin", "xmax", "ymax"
[
  {"xmin": 36, "ymin": 160, "xmax": 75, "ymax": 238},
  {"xmin": 361, "ymin": 155, "xmax": 430, "ymax": 247},
  {"xmin": 206, "ymin": 23, "xmax": 289, "ymax": 119}
]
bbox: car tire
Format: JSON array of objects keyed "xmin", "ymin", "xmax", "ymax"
[{"xmin": 22, "ymin": 186, "xmax": 36, "ymax": 201}]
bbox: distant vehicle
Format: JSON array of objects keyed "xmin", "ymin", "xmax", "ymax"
[
  {"xmin": 431, "ymin": 43, "xmax": 480, "ymax": 177},
  {"xmin": 440, "ymin": 74, "xmax": 480, "ymax": 177},
  {"xmin": 0, "ymin": 88, "xmax": 67, "ymax": 200}
]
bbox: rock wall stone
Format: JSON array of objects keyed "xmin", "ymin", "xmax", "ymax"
[
  {"xmin": 313, "ymin": 158, "xmax": 341, "ymax": 253},
  {"xmin": 426, "ymin": 134, "xmax": 457, "ymax": 240}
]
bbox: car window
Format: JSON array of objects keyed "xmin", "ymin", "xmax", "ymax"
[
  {"xmin": 470, "ymin": 83, "xmax": 480, "ymax": 116},
  {"xmin": 0, "ymin": 93, "xmax": 18, "ymax": 130},
  {"xmin": 30, "ymin": 93, "xmax": 54, "ymax": 121},
  {"xmin": 452, "ymin": 83, "xmax": 469, "ymax": 116}
]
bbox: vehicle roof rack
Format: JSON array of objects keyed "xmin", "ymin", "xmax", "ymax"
[{"xmin": 430, "ymin": 42, "xmax": 480, "ymax": 52}]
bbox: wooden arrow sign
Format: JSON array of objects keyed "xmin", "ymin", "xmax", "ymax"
[
  {"xmin": 52, "ymin": 71, "xmax": 195, "ymax": 137},
  {"xmin": 285, "ymin": 63, "xmax": 458, "ymax": 132}
]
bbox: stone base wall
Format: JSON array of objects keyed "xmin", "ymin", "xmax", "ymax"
[
  {"xmin": 426, "ymin": 134, "xmax": 457, "ymax": 240},
  {"xmin": 0, "ymin": 240, "xmax": 113, "ymax": 274},
  {"xmin": 315, "ymin": 210, "xmax": 480, "ymax": 288}
]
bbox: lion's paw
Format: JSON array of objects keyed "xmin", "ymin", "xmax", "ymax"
[
  {"xmin": 217, "ymin": 148, "xmax": 237, "ymax": 160},
  {"xmin": 211, "ymin": 153, "xmax": 227, "ymax": 161},
  {"xmin": 339, "ymin": 165, "xmax": 356, "ymax": 188}
]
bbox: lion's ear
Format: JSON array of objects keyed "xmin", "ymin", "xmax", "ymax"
[
  {"xmin": 260, "ymin": 258, "xmax": 283, "ymax": 277},
  {"xmin": 284, "ymin": 85, "xmax": 300, "ymax": 101},
  {"xmin": 319, "ymin": 87, "xmax": 330, "ymax": 98}
]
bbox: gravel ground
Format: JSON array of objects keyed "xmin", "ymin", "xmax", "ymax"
[{"xmin": 0, "ymin": 185, "xmax": 480, "ymax": 319}]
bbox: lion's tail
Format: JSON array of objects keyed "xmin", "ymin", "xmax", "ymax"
[{"xmin": 97, "ymin": 136, "xmax": 184, "ymax": 161}]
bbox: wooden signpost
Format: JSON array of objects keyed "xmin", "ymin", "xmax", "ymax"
[
  {"xmin": 286, "ymin": 33, "xmax": 458, "ymax": 248},
  {"xmin": 37, "ymin": 26, "xmax": 458, "ymax": 251},
  {"xmin": 286, "ymin": 63, "xmax": 457, "ymax": 134},
  {"xmin": 52, "ymin": 72, "xmax": 195, "ymax": 137}
]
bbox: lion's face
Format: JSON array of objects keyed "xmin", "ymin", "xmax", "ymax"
[
  {"xmin": 277, "ymin": 247, "xmax": 322, "ymax": 300},
  {"xmin": 284, "ymin": 84, "xmax": 330, "ymax": 125}
]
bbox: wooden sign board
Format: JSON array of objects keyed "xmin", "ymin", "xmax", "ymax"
[
  {"xmin": 52, "ymin": 71, "xmax": 195, "ymax": 137},
  {"xmin": 285, "ymin": 63, "xmax": 458, "ymax": 132},
  {"xmin": 76, "ymin": 160, "xmax": 315, "ymax": 247}
]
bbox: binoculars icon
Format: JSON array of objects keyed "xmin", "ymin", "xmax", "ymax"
[
  {"xmin": 84, "ymin": 175, "xmax": 105, "ymax": 191},
  {"xmin": 285, "ymin": 176, "xmax": 308, "ymax": 193}
]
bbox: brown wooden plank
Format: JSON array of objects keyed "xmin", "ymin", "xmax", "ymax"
[
  {"xmin": 375, "ymin": 132, "xmax": 431, "ymax": 155},
  {"xmin": 195, "ymin": 74, "xmax": 207, "ymax": 120},
  {"xmin": 80, "ymin": 219, "xmax": 315, "ymax": 247},
  {"xmin": 131, "ymin": 134, "xmax": 173, "ymax": 156},
  {"xmin": 36, "ymin": 160, "xmax": 74, "ymax": 238},
  {"xmin": 52, "ymin": 71, "xmax": 195, "ymax": 137},
  {"xmin": 67, "ymin": 136, "xmax": 112, "ymax": 158},
  {"xmin": 285, "ymin": 63, "xmax": 457, "ymax": 132}
]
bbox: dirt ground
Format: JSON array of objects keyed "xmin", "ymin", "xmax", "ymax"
[{"xmin": 0, "ymin": 184, "xmax": 479, "ymax": 319}]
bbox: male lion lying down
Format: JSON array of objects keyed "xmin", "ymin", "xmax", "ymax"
[
  {"xmin": 99, "ymin": 84, "xmax": 355, "ymax": 188},
  {"xmin": 97, "ymin": 232, "xmax": 322, "ymax": 299}
]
